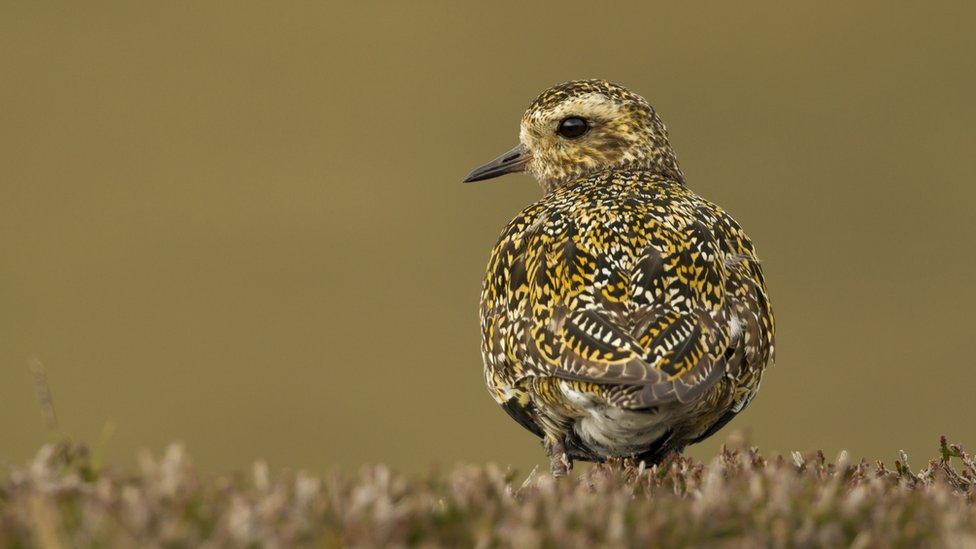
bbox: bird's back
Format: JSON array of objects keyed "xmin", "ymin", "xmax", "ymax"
[{"xmin": 480, "ymin": 169, "xmax": 774, "ymax": 458}]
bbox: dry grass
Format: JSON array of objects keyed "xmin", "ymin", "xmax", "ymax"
[{"xmin": 1, "ymin": 438, "xmax": 975, "ymax": 547}]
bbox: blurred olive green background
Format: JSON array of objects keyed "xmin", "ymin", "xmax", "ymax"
[{"xmin": 2, "ymin": 2, "xmax": 974, "ymax": 474}]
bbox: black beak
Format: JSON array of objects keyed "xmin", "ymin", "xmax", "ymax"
[{"xmin": 462, "ymin": 144, "xmax": 532, "ymax": 183}]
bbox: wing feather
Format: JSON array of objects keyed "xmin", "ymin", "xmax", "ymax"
[{"xmin": 480, "ymin": 176, "xmax": 774, "ymax": 414}]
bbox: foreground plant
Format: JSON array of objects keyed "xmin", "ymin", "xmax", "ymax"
[{"xmin": 1, "ymin": 438, "xmax": 974, "ymax": 547}]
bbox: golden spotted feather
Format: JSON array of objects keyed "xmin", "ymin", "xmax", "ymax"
[{"xmin": 480, "ymin": 171, "xmax": 774, "ymax": 458}]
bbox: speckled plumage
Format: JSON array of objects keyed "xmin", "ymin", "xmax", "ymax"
[{"xmin": 467, "ymin": 80, "xmax": 775, "ymax": 475}]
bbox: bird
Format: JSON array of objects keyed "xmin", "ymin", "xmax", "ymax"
[{"xmin": 463, "ymin": 80, "xmax": 775, "ymax": 476}]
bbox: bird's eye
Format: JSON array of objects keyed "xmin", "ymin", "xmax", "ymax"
[{"xmin": 556, "ymin": 117, "xmax": 589, "ymax": 139}]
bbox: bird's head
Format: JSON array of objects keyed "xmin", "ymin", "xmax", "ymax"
[{"xmin": 464, "ymin": 80, "xmax": 682, "ymax": 192}]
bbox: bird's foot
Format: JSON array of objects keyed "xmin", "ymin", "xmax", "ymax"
[
  {"xmin": 549, "ymin": 451, "xmax": 572, "ymax": 477},
  {"xmin": 545, "ymin": 437, "xmax": 573, "ymax": 477},
  {"xmin": 656, "ymin": 448, "xmax": 684, "ymax": 470}
]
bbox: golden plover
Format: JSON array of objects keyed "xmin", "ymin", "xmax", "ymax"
[{"xmin": 464, "ymin": 80, "xmax": 775, "ymax": 476}]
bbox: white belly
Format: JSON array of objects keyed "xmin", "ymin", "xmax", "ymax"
[{"xmin": 560, "ymin": 382, "xmax": 671, "ymax": 457}]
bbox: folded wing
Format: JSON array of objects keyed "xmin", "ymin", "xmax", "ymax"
[{"xmin": 515, "ymin": 213, "xmax": 743, "ymax": 409}]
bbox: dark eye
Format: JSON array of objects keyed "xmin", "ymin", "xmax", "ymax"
[{"xmin": 556, "ymin": 116, "xmax": 589, "ymax": 139}]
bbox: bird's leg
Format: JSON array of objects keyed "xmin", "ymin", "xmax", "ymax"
[
  {"xmin": 657, "ymin": 446, "xmax": 685, "ymax": 470},
  {"xmin": 544, "ymin": 436, "xmax": 572, "ymax": 477}
]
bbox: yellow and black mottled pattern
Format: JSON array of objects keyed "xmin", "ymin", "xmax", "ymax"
[{"xmin": 473, "ymin": 80, "xmax": 775, "ymax": 471}]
